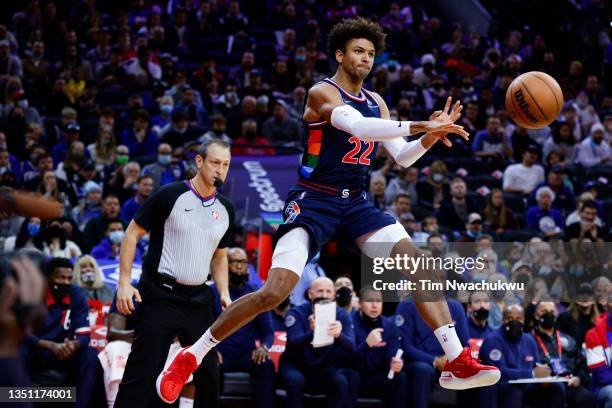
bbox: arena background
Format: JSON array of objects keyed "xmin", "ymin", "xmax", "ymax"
[{"xmin": 0, "ymin": 0, "xmax": 611, "ymax": 407}]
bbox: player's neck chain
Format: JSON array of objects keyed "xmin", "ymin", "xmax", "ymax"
[{"xmin": 190, "ymin": 179, "xmax": 217, "ymax": 207}]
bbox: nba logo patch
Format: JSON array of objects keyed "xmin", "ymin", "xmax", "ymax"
[
  {"xmin": 211, "ymin": 210, "xmax": 220, "ymax": 220},
  {"xmin": 284, "ymin": 201, "xmax": 301, "ymax": 224}
]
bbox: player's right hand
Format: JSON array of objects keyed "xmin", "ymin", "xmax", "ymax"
[{"xmin": 117, "ymin": 283, "xmax": 142, "ymax": 315}]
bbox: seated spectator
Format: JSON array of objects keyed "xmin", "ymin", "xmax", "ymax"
[
  {"xmin": 503, "ymin": 144, "xmax": 545, "ymax": 195},
  {"xmin": 20, "ymin": 257, "xmax": 98, "ymax": 408},
  {"xmin": 212, "ymin": 251, "xmax": 275, "ymax": 408},
  {"xmin": 592, "ymin": 277, "xmax": 610, "ymax": 314},
  {"xmin": 126, "ymin": 46, "xmax": 161, "ymax": 87},
  {"xmin": 334, "ymin": 276, "xmax": 359, "ymax": 313},
  {"xmin": 151, "ymin": 95, "xmax": 174, "ymax": 136},
  {"xmin": 542, "ymin": 122, "xmax": 577, "ymax": 166},
  {"xmin": 91, "ymin": 218, "xmax": 139, "ymax": 261},
  {"xmin": 479, "ymin": 304, "xmax": 564, "ymax": 408},
  {"xmin": 564, "ymin": 199, "xmax": 604, "ymax": 242},
  {"xmin": 352, "ymin": 286, "xmax": 408, "ymax": 407},
  {"xmin": 529, "ymin": 165, "xmax": 575, "ymax": 216},
  {"xmin": 576, "ymin": 123, "xmax": 610, "ymax": 168},
  {"xmin": 72, "ymin": 255, "xmax": 114, "ymax": 302},
  {"xmin": 525, "ymin": 186, "xmax": 564, "ymax": 238},
  {"xmin": 175, "ymin": 87, "xmax": 207, "ymax": 127},
  {"xmin": 107, "ymin": 161, "xmax": 140, "ymax": 205},
  {"xmin": 82, "ymin": 194, "xmax": 122, "ymax": 253},
  {"xmin": 531, "ymin": 298, "xmax": 595, "ymax": 406},
  {"xmin": 70, "ymin": 180, "xmax": 103, "ymax": 230},
  {"xmin": 387, "ymin": 193, "xmax": 414, "ymax": 223},
  {"xmin": 565, "ymin": 192, "xmax": 604, "ymax": 228},
  {"xmin": 142, "ymin": 143, "xmax": 183, "ymax": 189},
  {"xmin": 87, "ymin": 127, "xmax": 115, "ymax": 167},
  {"xmin": 396, "ymin": 298, "xmax": 469, "ymax": 408},
  {"xmin": 280, "ymin": 277, "xmax": 358, "ymax": 408},
  {"xmin": 120, "ymin": 109, "xmax": 159, "ymax": 162},
  {"xmin": 51, "ymin": 122, "xmax": 81, "ymax": 165},
  {"xmin": 160, "ymin": 111, "xmax": 198, "ymax": 149},
  {"xmin": 43, "ymin": 220, "xmax": 82, "ymax": 258},
  {"xmin": 416, "ymin": 160, "xmax": 449, "ymax": 211},
  {"xmin": 262, "ymin": 100, "xmax": 301, "ymax": 146},
  {"xmin": 557, "ymin": 283, "xmax": 598, "ymax": 346},
  {"xmin": 385, "ymin": 166, "xmax": 418, "ymax": 206},
  {"xmin": 437, "ymin": 177, "xmax": 479, "ymax": 233},
  {"xmin": 467, "ymin": 291, "xmax": 494, "ymax": 357},
  {"xmin": 369, "ymin": 174, "xmax": 387, "ymax": 210},
  {"xmin": 522, "ymin": 277, "xmax": 550, "ymax": 332},
  {"xmin": 585, "ymin": 291, "xmax": 612, "ymax": 406},
  {"xmin": 120, "ymin": 175, "xmax": 153, "ymax": 223},
  {"xmin": 3, "ymin": 216, "xmax": 44, "ymax": 252},
  {"xmin": 232, "ymin": 119, "xmax": 274, "ymax": 156},
  {"xmin": 457, "ymin": 213, "xmax": 486, "ymax": 242},
  {"xmin": 472, "ymin": 117, "xmax": 512, "ymax": 163},
  {"xmin": 483, "ymin": 188, "xmax": 518, "ymax": 237},
  {"xmin": 199, "ymin": 114, "xmax": 231, "ymax": 144}
]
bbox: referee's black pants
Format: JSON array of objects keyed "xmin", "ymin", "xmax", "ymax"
[{"xmin": 114, "ymin": 278, "xmax": 219, "ymax": 408}]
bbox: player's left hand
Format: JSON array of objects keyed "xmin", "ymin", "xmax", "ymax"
[
  {"xmin": 220, "ymin": 295, "xmax": 232, "ymax": 310},
  {"xmin": 251, "ymin": 346, "xmax": 269, "ymax": 364},
  {"xmin": 430, "ymin": 96, "xmax": 466, "ymax": 147},
  {"xmin": 327, "ymin": 320, "xmax": 342, "ymax": 338}
]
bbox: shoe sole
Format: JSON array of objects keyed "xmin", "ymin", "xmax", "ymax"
[
  {"xmin": 439, "ymin": 369, "xmax": 501, "ymax": 390},
  {"xmin": 156, "ymin": 372, "xmax": 177, "ymax": 404}
]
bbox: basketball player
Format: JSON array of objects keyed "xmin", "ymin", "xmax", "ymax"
[{"xmin": 155, "ymin": 18, "xmax": 501, "ymax": 403}]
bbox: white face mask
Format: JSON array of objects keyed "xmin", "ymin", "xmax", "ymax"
[
  {"xmin": 81, "ymin": 271, "xmax": 95, "ymax": 283},
  {"xmin": 109, "ymin": 230, "xmax": 125, "ymax": 244}
]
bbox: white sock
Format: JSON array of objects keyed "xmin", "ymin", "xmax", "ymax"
[
  {"xmin": 433, "ymin": 324, "xmax": 463, "ymax": 362},
  {"xmin": 187, "ymin": 328, "xmax": 219, "ymax": 365},
  {"xmin": 179, "ymin": 397, "xmax": 194, "ymax": 408}
]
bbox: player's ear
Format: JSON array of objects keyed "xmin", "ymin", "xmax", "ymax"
[{"xmin": 335, "ymin": 49, "xmax": 344, "ymax": 64}]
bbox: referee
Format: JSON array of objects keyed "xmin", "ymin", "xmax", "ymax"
[{"xmin": 114, "ymin": 140, "xmax": 234, "ymax": 408}]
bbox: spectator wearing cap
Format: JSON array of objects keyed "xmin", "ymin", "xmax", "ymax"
[
  {"xmin": 525, "ymin": 186, "xmax": 564, "ymax": 237},
  {"xmin": 529, "ymin": 165, "xmax": 575, "ymax": 216},
  {"xmin": 51, "ymin": 122, "xmax": 81, "ymax": 165},
  {"xmin": 120, "ymin": 175, "xmax": 153, "ymax": 223},
  {"xmin": 120, "ymin": 109, "xmax": 159, "ymax": 162},
  {"xmin": 503, "ymin": 144, "xmax": 545, "ymax": 195},
  {"xmin": 542, "ymin": 122, "xmax": 577, "ymax": 166},
  {"xmin": 576, "ymin": 123, "xmax": 610, "ymax": 168},
  {"xmin": 262, "ymin": 100, "xmax": 302, "ymax": 146},
  {"xmin": 564, "ymin": 199, "xmax": 604, "ymax": 242},
  {"xmin": 200, "ymin": 114, "xmax": 232, "ymax": 144},
  {"xmin": 413, "ymin": 53, "xmax": 437, "ymax": 89},
  {"xmin": 472, "ymin": 117, "xmax": 512, "ymax": 163},
  {"xmin": 142, "ymin": 143, "xmax": 184, "ymax": 189},
  {"xmin": 437, "ymin": 177, "xmax": 479, "ymax": 233},
  {"xmin": 557, "ymin": 283, "xmax": 598, "ymax": 347},
  {"xmin": 457, "ymin": 213, "xmax": 485, "ymax": 242},
  {"xmin": 20, "ymin": 257, "xmax": 98, "ymax": 408},
  {"xmin": 71, "ymin": 180, "xmax": 102, "ymax": 230}
]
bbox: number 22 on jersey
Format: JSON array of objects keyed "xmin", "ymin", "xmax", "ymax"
[{"xmin": 342, "ymin": 136, "xmax": 374, "ymax": 165}]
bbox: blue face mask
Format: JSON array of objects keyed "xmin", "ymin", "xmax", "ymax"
[
  {"xmin": 27, "ymin": 223, "xmax": 40, "ymax": 237},
  {"xmin": 158, "ymin": 154, "xmax": 172, "ymax": 165},
  {"xmin": 109, "ymin": 230, "xmax": 124, "ymax": 244},
  {"xmin": 161, "ymin": 104, "xmax": 173, "ymax": 115}
]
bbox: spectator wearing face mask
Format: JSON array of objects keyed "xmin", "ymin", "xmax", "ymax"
[
  {"xmin": 335, "ymin": 276, "xmax": 359, "ymax": 314},
  {"xmin": 71, "ymin": 180, "xmax": 102, "ymax": 230},
  {"xmin": 467, "ymin": 291, "xmax": 494, "ymax": 352},
  {"xmin": 73, "ymin": 255, "xmax": 113, "ymax": 302},
  {"xmin": 151, "ymin": 95, "xmax": 175, "ymax": 136},
  {"xmin": 91, "ymin": 218, "xmax": 139, "ymax": 261},
  {"xmin": 199, "ymin": 114, "xmax": 231, "ymax": 144},
  {"xmin": 351, "ymin": 286, "xmax": 407, "ymax": 407},
  {"xmin": 531, "ymin": 298, "xmax": 594, "ymax": 407},
  {"xmin": 160, "ymin": 111, "xmax": 197, "ymax": 150},
  {"xmin": 479, "ymin": 304, "xmax": 564, "ymax": 408},
  {"xmin": 3, "ymin": 216, "xmax": 44, "ymax": 252},
  {"xmin": 232, "ymin": 119, "xmax": 274, "ymax": 156},
  {"xmin": 575, "ymin": 123, "xmax": 610, "ymax": 168},
  {"xmin": 43, "ymin": 221, "xmax": 82, "ymax": 258},
  {"xmin": 142, "ymin": 143, "xmax": 183, "ymax": 189}
]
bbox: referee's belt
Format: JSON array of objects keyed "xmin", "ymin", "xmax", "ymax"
[{"xmin": 155, "ymin": 273, "xmax": 207, "ymax": 294}]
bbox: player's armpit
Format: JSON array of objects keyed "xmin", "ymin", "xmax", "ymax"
[{"xmin": 304, "ymin": 83, "xmax": 344, "ymax": 123}]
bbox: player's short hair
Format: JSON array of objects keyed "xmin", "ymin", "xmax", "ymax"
[
  {"xmin": 45, "ymin": 257, "xmax": 73, "ymax": 276},
  {"xmin": 197, "ymin": 140, "xmax": 230, "ymax": 160},
  {"xmin": 359, "ymin": 285, "xmax": 381, "ymax": 300},
  {"xmin": 327, "ymin": 17, "xmax": 386, "ymax": 56}
]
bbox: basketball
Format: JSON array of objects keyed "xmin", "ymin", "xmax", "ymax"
[{"xmin": 505, "ymin": 71, "xmax": 564, "ymax": 129}]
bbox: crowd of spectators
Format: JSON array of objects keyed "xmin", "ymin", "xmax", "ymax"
[{"xmin": 0, "ymin": 0, "xmax": 611, "ymax": 407}]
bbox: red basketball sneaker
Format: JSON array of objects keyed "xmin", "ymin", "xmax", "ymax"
[
  {"xmin": 439, "ymin": 347, "xmax": 501, "ymax": 390},
  {"xmin": 156, "ymin": 347, "xmax": 198, "ymax": 403}
]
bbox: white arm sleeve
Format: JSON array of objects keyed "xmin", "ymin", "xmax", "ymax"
[
  {"xmin": 330, "ymin": 104, "xmax": 412, "ymax": 141},
  {"xmin": 382, "ymin": 137, "xmax": 428, "ymax": 168}
]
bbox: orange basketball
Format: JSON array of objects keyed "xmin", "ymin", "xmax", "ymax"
[{"xmin": 505, "ymin": 71, "xmax": 563, "ymax": 129}]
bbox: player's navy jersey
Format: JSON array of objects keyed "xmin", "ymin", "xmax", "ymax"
[{"xmin": 299, "ymin": 77, "xmax": 381, "ymax": 191}]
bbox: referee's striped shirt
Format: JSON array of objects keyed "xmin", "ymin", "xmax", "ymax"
[{"xmin": 134, "ymin": 180, "xmax": 235, "ymax": 285}]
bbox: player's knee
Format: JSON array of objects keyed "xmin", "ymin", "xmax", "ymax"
[{"xmin": 257, "ymin": 285, "xmax": 286, "ymax": 310}]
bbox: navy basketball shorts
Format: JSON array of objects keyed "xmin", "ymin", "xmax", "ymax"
[{"xmin": 274, "ymin": 186, "xmax": 397, "ymax": 261}]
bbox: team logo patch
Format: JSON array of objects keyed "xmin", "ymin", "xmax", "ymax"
[
  {"xmin": 211, "ymin": 210, "xmax": 220, "ymax": 220},
  {"xmin": 285, "ymin": 315, "xmax": 296, "ymax": 328},
  {"xmin": 560, "ymin": 336, "xmax": 569, "ymax": 349},
  {"xmin": 525, "ymin": 355, "xmax": 534, "ymax": 362},
  {"xmin": 489, "ymin": 349, "xmax": 502, "ymax": 361},
  {"xmin": 284, "ymin": 201, "xmax": 301, "ymax": 224},
  {"xmin": 394, "ymin": 315, "xmax": 404, "ymax": 327},
  {"xmin": 299, "ymin": 191, "xmax": 306, "ymax": 199}
]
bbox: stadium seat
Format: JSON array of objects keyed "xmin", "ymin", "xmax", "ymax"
[
  {"xmin": 466, "ymin": 174, "xmax": 502, "ymax": 191},
  {"xmin": 503, "ymin": 192, "xmax": 527, "ymax": 213}
]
